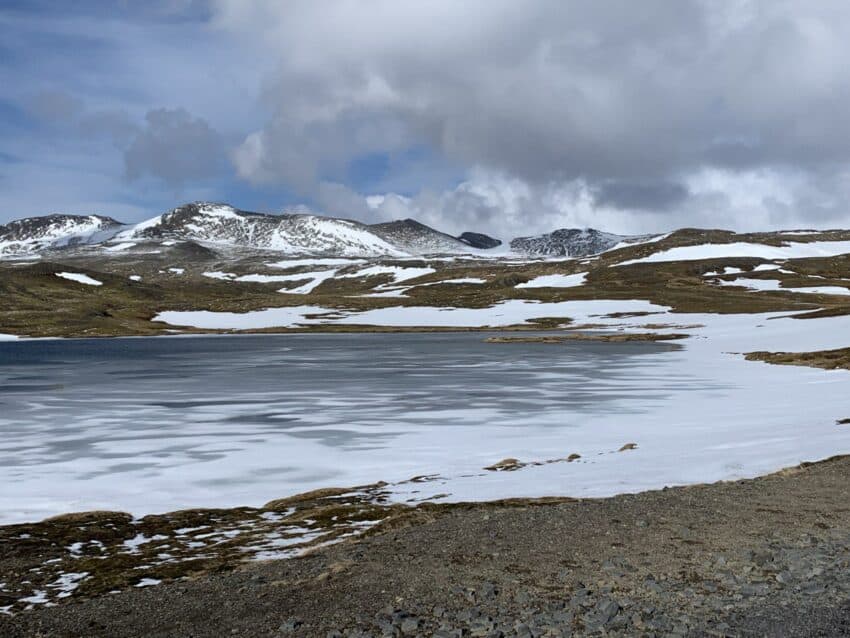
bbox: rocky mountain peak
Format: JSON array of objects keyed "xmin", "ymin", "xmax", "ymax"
[{"xmin": 510, "ymin": 228, "xmax": 652, "ymax": 257}]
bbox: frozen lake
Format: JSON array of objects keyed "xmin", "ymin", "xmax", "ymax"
[{"xmin": 1, "ymin": 327, "xmax": 848, "ymax": 524}]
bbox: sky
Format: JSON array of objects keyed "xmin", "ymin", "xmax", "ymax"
[{"xmin": 2, "ymin": 1, "xmax": 850, "ymax": 238}]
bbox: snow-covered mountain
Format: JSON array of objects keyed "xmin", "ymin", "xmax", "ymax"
[
  {"xmin": 0, "ymin": 203, "xmax": 507, "ymax": 259},
  {"xmin": 117, "ymin": 203, "xmax": 406, "ymax": 257},
  {"xmin": 510, "ymin": 228, "xmax": 655, "ymax": 257},
  {"xmin": 0, "ymin": 214, "xmax": 122, "ymax": 257}
]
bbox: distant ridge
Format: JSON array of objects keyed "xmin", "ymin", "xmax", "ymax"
[{"xmin": 0, "ymin": 203, "xmax": 501, "ymax": 259}]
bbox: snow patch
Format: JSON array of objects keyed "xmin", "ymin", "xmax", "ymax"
[
  {"xmin": 428, "ymin": 277, "xmax": 487, "ymax": 285},
  {"xmin": 268, "ymin": 258, "xmax": 364, "ymax": 269},
  {"xmin": 276, "ymin": 270, "xmax": 340, "ymax": 294},
  {"xmin": 714, "ymin": 278, "xmax": 850, "ymax": 295},
  {"xmin": 52, "ymin": 572, "xmax": 89, "ymax": 599},
  {"xmin": 104, "ymin": 242, "xmax": 136, "ymax": 252},
  {"xmin": 202, "ymin": 271, "xmax": 235, "ymax": 281},
  {"xmin": 56, "ymin": 272, "xmax": 103, "ymax": 286},
  {"xmin": 516, "ymin": 272, "xmax": 587, "ymax": 288},
  {"xmin": 135, "ymin": 578, "xmax": 161, "ymax": 588},
  {"xmin": 704, "ymin": 267, "xmax": 744, "ymax": 276},
  {"xmin": 340, "ymin": 265, "xmax": 435, "ymax": 284},
  {"xmin": 153, "ymin": 305, "xmax": 335, "ymax": 330}
]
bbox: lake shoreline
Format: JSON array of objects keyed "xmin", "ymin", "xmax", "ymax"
[{"xmin": 4, "ymin": 454, "xmax": 850, "ymax": 636}]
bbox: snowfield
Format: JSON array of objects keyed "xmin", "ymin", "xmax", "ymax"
[
  {"xmin": 153, "ymin": 299, "xmax": 663, "ymax": 330},
  {"xmin": 620, "ymin": 240, "xmax": 850, "ymax": 265}
]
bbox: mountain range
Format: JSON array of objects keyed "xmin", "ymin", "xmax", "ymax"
[{"xmin": 0, "ymin": 202, "xmax": 651, "ymax": 260}]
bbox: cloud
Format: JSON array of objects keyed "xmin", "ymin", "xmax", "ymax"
[
  {"xmin": 211, "ymin": 0, "xmax": 850, "ymax": 230},
  {"xmin": 124, "ymin": 107, "xmax": 225, "ymax": 188},
  {"xmin": 4, "ymin": 2, "xmax": 850, "ymax": 233},
  {"xmin": 319, "ymin": 164, "xmax": 845, "ymax": 240},
  {"xmin": 593, "ymin": 181, "xmax": 690, "ymax": 212}
]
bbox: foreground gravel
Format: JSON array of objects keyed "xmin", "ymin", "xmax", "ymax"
[{"xmin": 5, "ymin": 456, "xmax": 850, "ymax": 637}]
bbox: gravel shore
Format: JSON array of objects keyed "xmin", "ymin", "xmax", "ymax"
[{"xmin": 5, "ymin": 456, "xmax": 850, "ymax": 637}]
